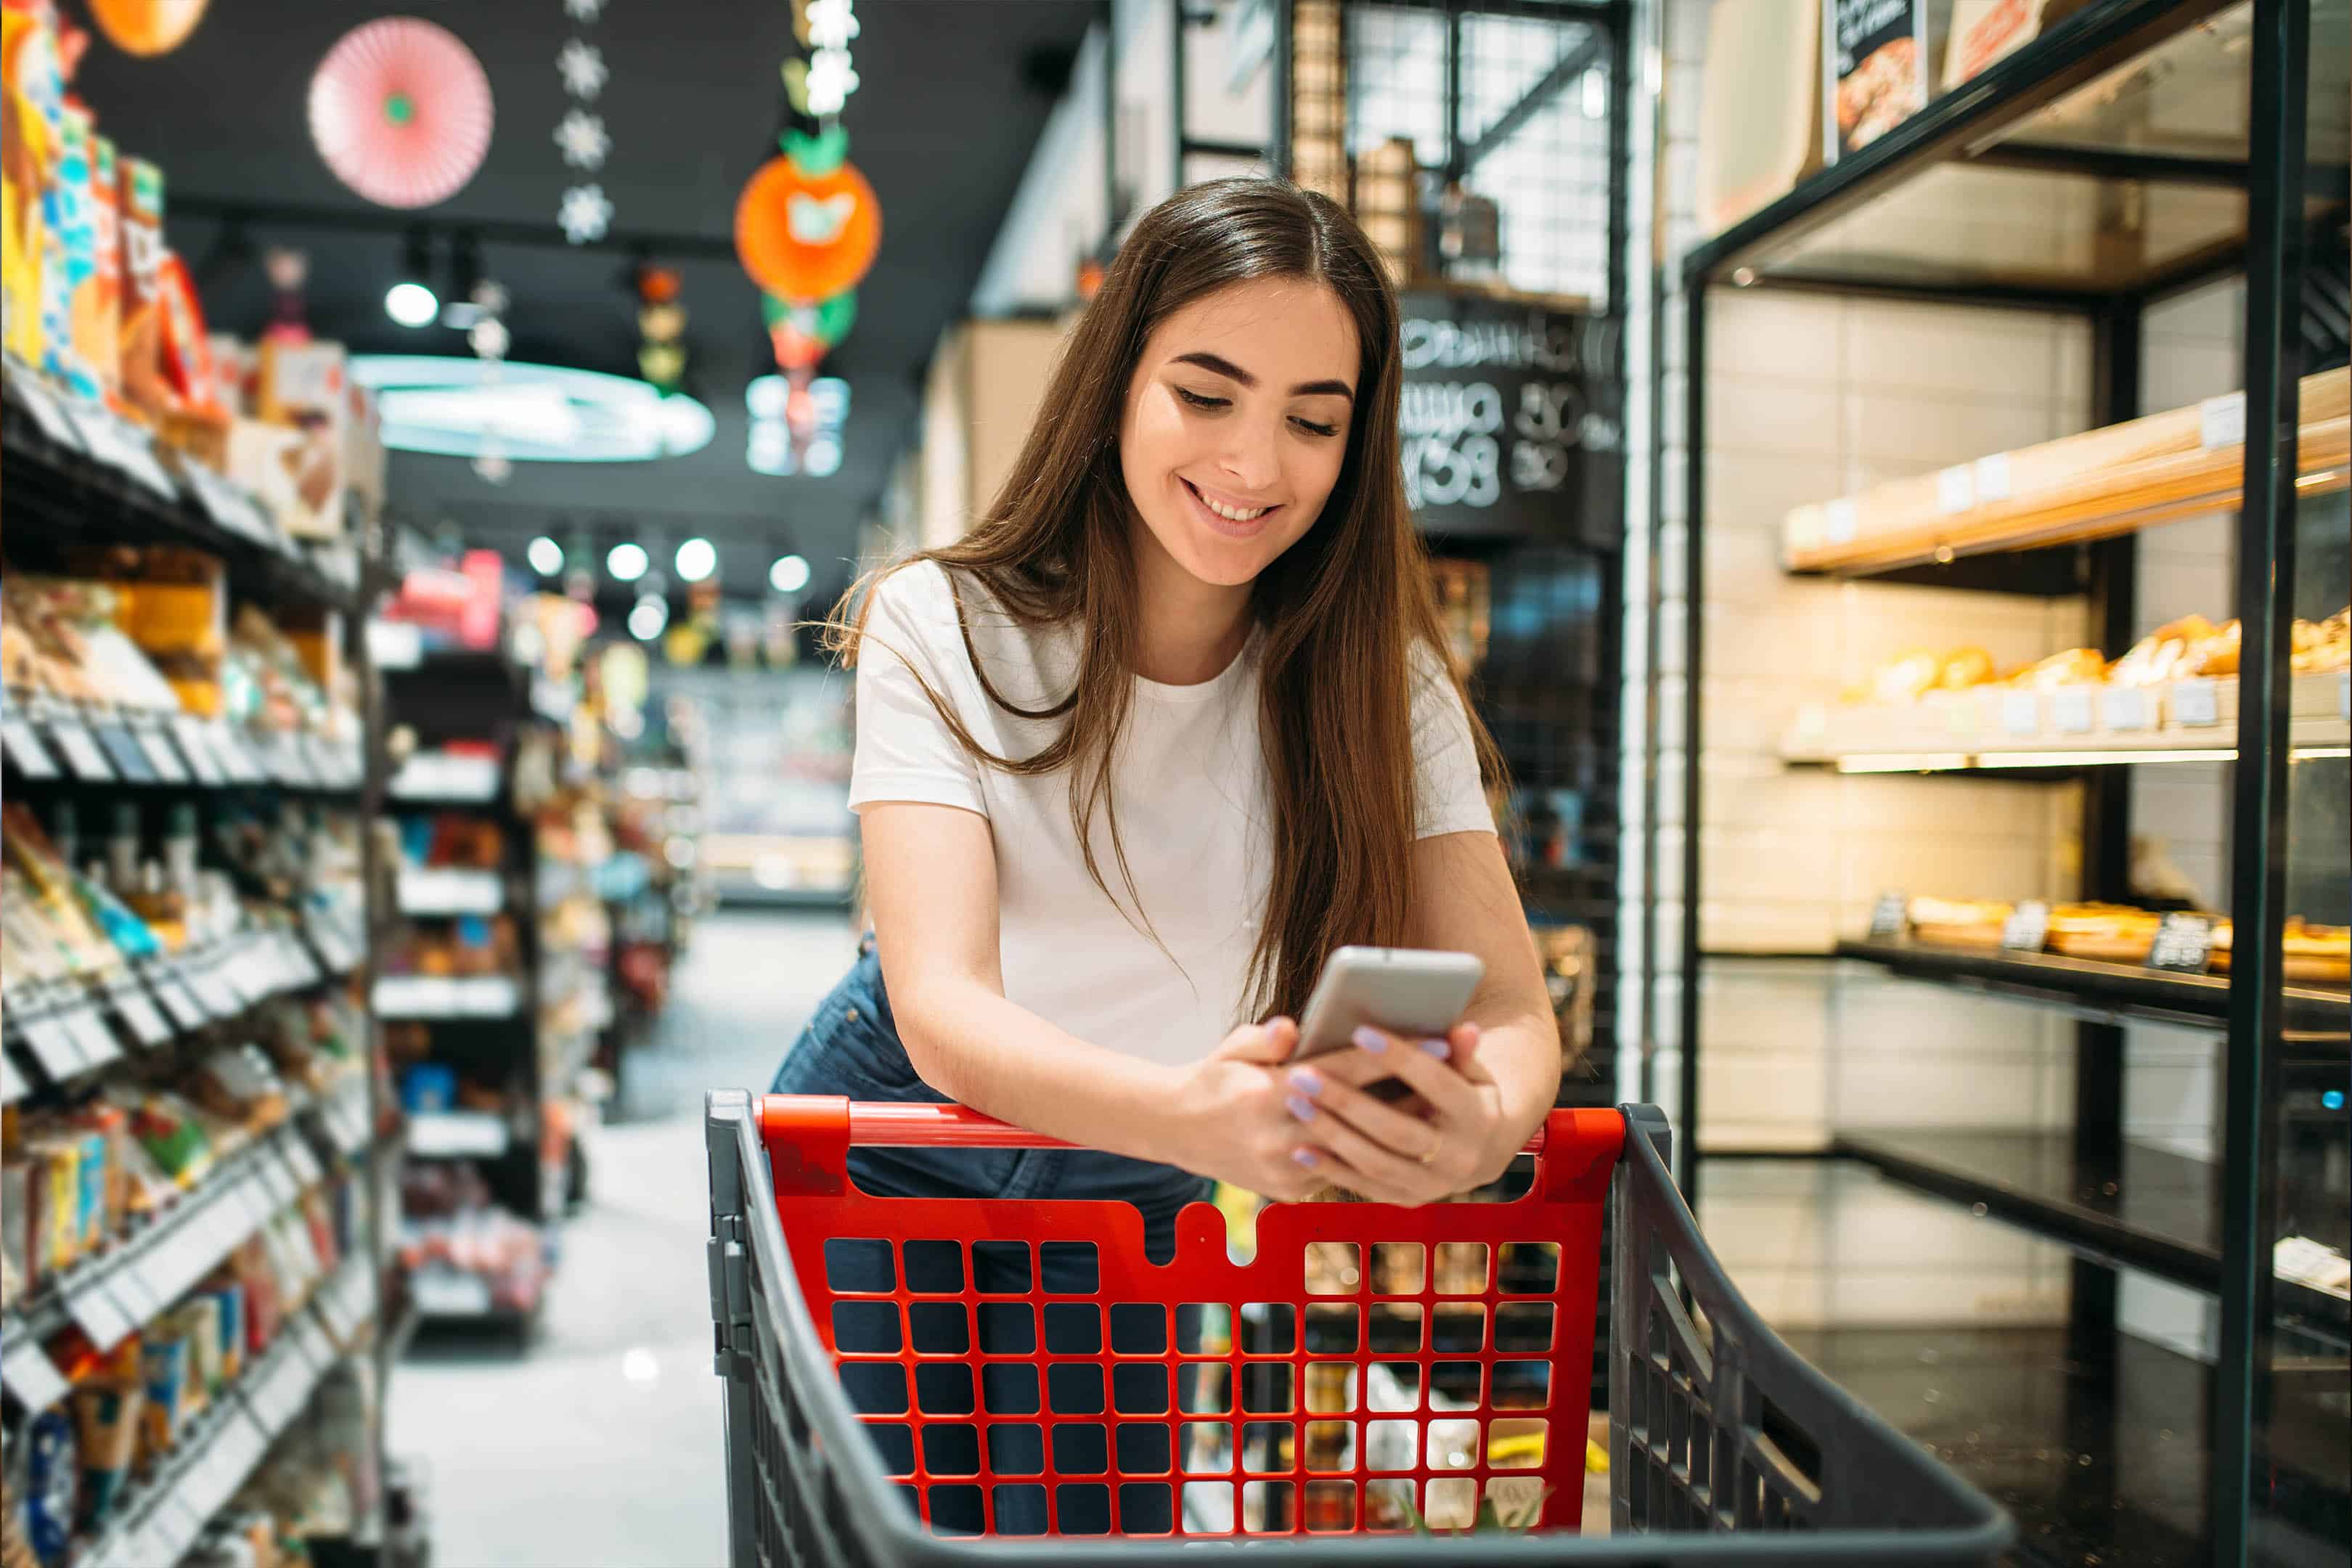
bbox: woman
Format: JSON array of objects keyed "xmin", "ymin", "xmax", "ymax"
[{"xmin": 772, "ymin": 179, "xmax": 1562, "ymax": 1534}]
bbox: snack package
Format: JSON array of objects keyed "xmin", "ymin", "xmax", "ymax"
[
  {"xmin": 43, "ymin": 97, "xmax": 99, "ymax": 398},
  {"xmin": 198, "ymin": 1278, "xmax": 246, "ymax": 1382},
  {"xmin": 138, "ymin": 1325, "xmax": 192, "ymax": 1461},
  {"xmin": 28, "ymin": 1134, "xmax": 81, "ymax": 1273},
  {"xmin": 256, "ymin": 338, "xmax": 348, "ymax": 539},
  {"xmin": 1, "ymin": 1159, "xmax": 33, "ymax": 1297},
  {"xmin": 73, "ymin": 1339, "xmax": 144, "ymax": 1528},
  {"xmin": 165, "ymin": 1296, "xmax": 223, "ymax": 1416},
  {"xmin": 81, "ymin": 129, "xmax": 118, "ymax": 399},
  {"xmin": 0, "ymin": 10, "xmax": 51, "ymax": 368},
  {"xmin": 68, "ymin": 1124, "xmax": 108, "ymax": 1255},
  {"xmin": 23, "ymin": 1408, "xmax": 77, "ymax": 1567},
  {"xmin": 117, "ymin": 151, "xmax": 166, "ymax": 416}
]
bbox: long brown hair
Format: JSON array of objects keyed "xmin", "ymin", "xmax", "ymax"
[{"xmin": 832, "ymin": 178, "xmax": 1503, "ymax": 1020}]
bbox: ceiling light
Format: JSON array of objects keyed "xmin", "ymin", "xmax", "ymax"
[
  {"xmin": 627, "ymin": 595, "xmax": 669, "ymax": 641},
  {"xmin": 348, "ymin": 355, "xmax": 718, "ymax": 462},
  {"xmin": 527, "ymin": 536, "xmax": 565, "ymax": 576},
  {"xmin": 385, "ymin": 280, "xmax": 439, "ymax": 328},
  {"xmin": 769, "ymin": 554, "xmax": 811, "ymax": 594},
  {"xmin": 608, "ymin": 542, "xmax": 649, "ymax": 581},
  {"xmin": 675, "ymin": 537, "xmax": 717, "ymax": 583}
]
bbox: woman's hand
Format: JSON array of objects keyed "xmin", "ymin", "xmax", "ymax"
[
  {"xmin": 1166, "ymin": 1017, "xmax": 1394, "ymax": 1202},
  {"xmin": 1281, "ymin": 1021, "xmax": 1529, "ymax": 1206}
]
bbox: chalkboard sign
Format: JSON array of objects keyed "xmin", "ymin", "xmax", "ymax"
[
  {"xmin": 1396, "ymin": 291, "xmax": 1622, "ymax": 543},
  {"xmin": 1825, "ymin": 0, "xmax": 1929, "ymax": 160}
]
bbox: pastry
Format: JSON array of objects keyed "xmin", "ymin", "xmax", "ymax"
[
  {"xmin": 1908, "ymin": 896, "xmax": 2012, "ymax": 949},
  {"xmin": 1937, "ymin": 646, "xmax": 1996, "ymax": 691},
  {"xmin": 2046, "ymin": 902, "xmax": 2163, "ymax": 963},
  {"xmin": 2004, "ymin": 648, "xmax": 2105, "ymax": 690},
  {"xmin": 2210, "ymin": 918, "xmax": 2351, "ymax": 984}
]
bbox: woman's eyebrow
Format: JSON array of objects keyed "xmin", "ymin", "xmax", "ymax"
[{"xmin": 1172, "ymin": 351, "xmax": 1355, "ymax": 403}]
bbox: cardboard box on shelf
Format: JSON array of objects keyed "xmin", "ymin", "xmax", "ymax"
[{"xmin": 256, "ymin": 339, "xmax": 351, "ymax": 540}]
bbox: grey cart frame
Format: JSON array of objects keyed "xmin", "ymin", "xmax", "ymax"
[{"xmin": 705, "ymin": 1090, "xmax": 2013, "ymax": 1564}]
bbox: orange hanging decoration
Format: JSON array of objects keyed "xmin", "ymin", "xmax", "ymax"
[
  {"xmin": 89, "ymin": 0, "xmax": 208, "ymax": 57},
  {"xmin": 733, "ymin": 155, "xmax": 880, "ymax": 306}
]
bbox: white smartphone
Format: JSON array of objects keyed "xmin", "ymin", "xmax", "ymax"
[{"xmin": 1292, "ymin": 945, "xmax": 1485, "ymax": 1063}]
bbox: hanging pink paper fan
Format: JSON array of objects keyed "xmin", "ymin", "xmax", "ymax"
[{"xmin": 308, "ymin": 18, "xmax": 494, "ymax": 208}]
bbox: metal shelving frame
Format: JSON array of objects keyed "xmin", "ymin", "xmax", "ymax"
[{"xmin": 1660, "ymin": 1, "xmax": 2349, "ymax": 1561}]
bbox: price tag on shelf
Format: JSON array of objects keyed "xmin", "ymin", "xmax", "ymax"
[
  {"xmin": 20, "ymin": 1013, "xmax": 89, "ymax": 1077},
  {"xmin": 64, "ymin": 1005, "xmax": 121, "ymax": 1071},
  {"xmin": 134, "ymin": 726, "xmax": 189, "ymax": 783},
  {"xmin": 2199, "ymin": 391, "xmax": 2246, "ymax": 449},
  {"xmin": 190, "ymin": 963, "xmax": 243, "ymax": 1019},
  {"xmin": 1997, "ymin": 689, "xmax": 2039, "ymax": 738},
  {"xmin": 2148, "ymin": 912, "xmax": 2213, "ymax": 973},
  {"xmin": 1935, "ymin": 465, "xmax": 1975, "ymax": 515},
  {"xmin": 1971, "ymin": 452, "xmax": 2012, "ymax": 504},
  {"xmin": 167, "ymin": 715, "xmax": 226, "ymax": 785},
  {"xmin": 2051, "ymin": 687, "xmax": 2095, "ymax": 735},
  {"xmin": 47, "ymin": 717, "xmax": 115, "ymax": 780},
  {"xmin": 2100, "ymin": 686, "xmax": 2152, "ymax": 732},
  {"xmin": 2340, "ymin": 670, "xmax": 2348, "ymax": 722},
  {"xmin": 1822, "ymin": 498, "xmax": 1858, "ymax": 546},
  {"xmin": 66, "ymin": 401, "xmax": 178, "ymax": 497},
  {"xmin": 94, "ymin": 723, "xmax": 155, "ymax": 783},
  {"xmin": 1866, "ymin": 891, "xmax": 1908, "ymax": 940},
  {"xmin": 0, "ymin": 1053, "xmax": 28, "ymax": 1105},
  {"xmin": 285, "ymin": 1138, "xmax": 326, "ymax": 1188},
  {"xmin": 153, "ymin": 976, "xmax": 209, "ymax": 1031},
  {"xmin": 1, "ymin": 714, "xmax": 59, "ymax": 777},
  {"xmin": 62, "ymin": 1273, "xmax": 137, "ymax": 1351},
  {"xmin": 2001, "ymin": 900, "xmax": 2051, "ymax": 952},
  {"xmin": 113, "ymin": 989, "xmax": 173, "ymax": 1048},
  {"xmin": 0, "ymin": 1339, "xmax": 70, "ymax": 1414},
  {"xmin": 2171, "ymin": 677, "xmax": 2221, "ymax": 728},
  {"xmin": 9, "ymin": 371, "xmax": 84, "ymax": 449},
  {"xmin": 412, "ymin": 1271, "xmax": 493, "ymax": 1318}
]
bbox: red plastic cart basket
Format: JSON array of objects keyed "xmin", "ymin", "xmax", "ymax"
[{"xmin": 706, "ymin": 1090, "xmax": 2012, "ymax": 1564}]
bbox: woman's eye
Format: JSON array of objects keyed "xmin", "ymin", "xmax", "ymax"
[
  {"xmin": 1291, "ymin": 417, "xmax": 1340, "ymax": 438},
  {"xmin": 1174, "ymin": 386, "xmax": 1228, "ymax": 411}
]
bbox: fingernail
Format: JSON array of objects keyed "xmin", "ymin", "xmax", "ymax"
[
  {"xmin": 1291, "ymin": 1147, "xmax": 1319, "ymax": 1168},
  {"xmin": 1419, "ymin": 1038, "xmax": 1452, "ymax": 1060},
  {"xmin": 1351, "ymin": 1025, "xmax": 1388, "ymax": 1053},
  {"xmin": 1286, "ymin": 1066, "xmax": 1323, "ymax": 1096},
  {"xmin": 1285, "ymin": 1093, "xmax": 1317, "ymax": 1123}
]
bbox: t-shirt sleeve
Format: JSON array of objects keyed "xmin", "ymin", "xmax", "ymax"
[
  {"xmin": 1409, "ymin": 642, "xmax": 1495, "ymax": 839},
  {"xmin": 847, "ymin": 565, "xmax": 989, "ymax": 817}
]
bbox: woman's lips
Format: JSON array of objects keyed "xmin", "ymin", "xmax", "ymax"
[{"xmin": 1183, "ymin": 477, "xmax": 1280, "ymax": 539}]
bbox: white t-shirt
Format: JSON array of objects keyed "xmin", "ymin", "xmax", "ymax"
[{"xmin": 849, "ymin": 560, "xmax": 1494, "ymax": 1067}]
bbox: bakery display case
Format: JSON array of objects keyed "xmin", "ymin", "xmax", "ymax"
[{"xmin": 1663, "ymin": 0, "xmax": 2348, "ymax": 1561}]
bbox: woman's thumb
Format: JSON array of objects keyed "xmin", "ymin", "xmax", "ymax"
[{"xmin": 1226, "ymin": 1016, "xmax": 1298, "ymax": 1063}]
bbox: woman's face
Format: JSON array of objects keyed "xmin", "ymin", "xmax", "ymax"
[{"xmin": 1118, "ymin": 277, "xmax": 1360, "ymax": 589}]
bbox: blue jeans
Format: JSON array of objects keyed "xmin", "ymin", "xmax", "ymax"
[{"xmin": 770, "ymin": 940, "xmax": 1213, "ymax": 1535}]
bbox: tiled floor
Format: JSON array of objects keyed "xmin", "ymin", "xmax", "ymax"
[{"xmin": 388, "ymin": 910, "xmax": 859, "ymax": 1568}]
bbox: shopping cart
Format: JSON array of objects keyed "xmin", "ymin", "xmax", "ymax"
[{"xmin": 706, "ymin": 1090, "xmax": 2012, "ymax": 1564}]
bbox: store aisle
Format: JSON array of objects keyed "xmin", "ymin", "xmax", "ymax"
[{"xmin": 390, "ymin": 912, "xmax": 859, "ymax": 1568}]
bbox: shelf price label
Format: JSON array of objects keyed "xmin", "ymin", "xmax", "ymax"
[
  {"xmin": 1971, "ymin": 452, "xmax": 2012, "ymax": 503},
  {"xmin": 0, "ymin": 1053, "xmax": 27, "ymax": 1105},
  {"xmin": 2147, "ymin": 912, "xmax": 2214, "ymax": 974},
  {"xmin": 1823, "ymin": 498, "xmax": 1858, "ymax": 546},
  {"xmin": 9, "ymin": 371, "xmax": 85, "ymax": 449},
  {"xmin": 2199, "ymin": 391, "xmax": 2245, "ymax": 450},
  {"xmin": 47, "ymin": 718, "xmax": 115, "ymax": 780},
  {"xmin": 0, "ymin": 1339, "xmax": 70, "ymax": 1414},
  {"xmin": 1997, "ymin": 690, "xmax": 2038, "ymax": 738},
  {"xmin": 135, "ymin": 727, "xmax": 190, "ymax": 783},
  {"xmin": 2171, "ymin": 677, "xmax": 2221, "ymax": 728},
  {"xmin": 2001, "ymin": 900, "xmax": 2051, "ymax": 952},
  {"xmin": 412, "ymin": 1271, "xmax": 493, "ymax": 1317},
  {"xmin": 2100, "ymin": 686, "xmax": 2153, "ymax": 732},
  {"xmin": 168, "ymin": 716, "xmax": 227, "ymax": 785},
  {"xmin": 2051, "ymin": 687, "xmax": 2096, "ymax": 735},
  {"xmin": 94, "ymin": 723, "xmax": 156, "ymax": 782},
  {"xmin": 63, "ymin": 1005, "xmax": 121, "ymax": 1070},
  {"xmin": 1934, "ymin": 465, "xmax": 1975, "ymax": 515},
  {"xmin": 152, "ymin": 974, "xmax": 210, "ymax": 1031},
  {"xmin": 113, "ymin": 989, "xmax": 173, "ymax": 1048},
  {"xmin": 20, "ymin": 1013, "xmax": 90, "ymax": 1077},
  {"xmin": 1867, "ymin": 891, "xmax": 1908, "ymax": 940},
  {"xmin": 1, "ymin": 714, "xmax": 59, "ymax": 777}
]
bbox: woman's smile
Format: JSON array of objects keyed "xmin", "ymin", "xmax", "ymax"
[{"xmin": 1182, "ymin": 476, "xmax": 1283, "ymax": 536}]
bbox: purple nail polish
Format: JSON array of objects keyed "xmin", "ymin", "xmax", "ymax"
[
  {"xmin": 1352, "ymin": 1025, "xmax": 1388, "ymax": 1053},
  {"xmin": 1291, "ymin": 1147, "xmax": 1318, "ymax": 1167},
  {"xmin": 1287, "ymin": 1066, "xmax": 1323, "ymax": 1095},
  {"xmin": 1419, "ymin": 1037, "xmax": 1452, "ymax": 1060},
  {"xmin": 1285, "ymin": 1093, "xmax": 1316, "ymax": 1123}
]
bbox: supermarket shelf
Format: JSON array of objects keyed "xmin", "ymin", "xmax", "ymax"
[
  {"xmin": 1782, "ymin": 370, "xmax": 2348, "ymax": 576},
  {"xmin": 1835, "ymin": 937, "xmax": 2351, "ymax": 1035},
  {"xmin": 370, "ymin": 974, "xmax": 523, "ymax": 1020},
  {"xmin": 1784, "ymin": 671, "xmax": 2351, "ymax": 773},
  {"xmin": 395, "ymin": 866, "xmax": 505, "ymax": 917},
  {"xmin": 1832, "ymin": 1128, "xmax": 2348, "ymax": 1329},
  {"xmin": 75, "ymin": 1256, "xmax": 377, "ymax": 1568},
  {"xmin": 406, "ymin": 1109, "xmax": 514, "ymax": 1159},
  {"xmin": 1, "ymin": 359, "xmax": 363, "ymax": 617},
  {"xmin": 2, "ymin": 921, "xmax": 363, "ymax": 1098},
  {"xmin": 0, "ymin": 1085, "xmax": 340, "ymax": 1358},
  {"xmin": 0, "ymin": 690, "xmax": 364, "ymax": 795}
]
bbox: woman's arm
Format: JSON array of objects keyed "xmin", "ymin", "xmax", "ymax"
[{"xmin": 858, "ymin": 799, "xmax": 1358, "ymax": 1200}]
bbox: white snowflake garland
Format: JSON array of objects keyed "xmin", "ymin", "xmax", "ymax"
[
  {"xmin": 803, "ymin": 0, "xmax": 860, "ymax": 117},
  {"xmin": 554, "ymin": 108, "xmax": 609, "ymax": 170},
  {"xmin": 558, "ymin": 184, "xmax": 613, "ymax": 244},
  {"xmin": 556, "ymin": 38, "xmax": 607, "ymax": 99},
  {"xmin": 562, "ymin": 0, "xmax": 604, "ymax": 20}
]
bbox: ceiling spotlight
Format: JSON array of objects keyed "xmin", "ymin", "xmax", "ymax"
[
  {"xmin": 385, "ymin": 227, "xmax": 438, "ymax": 327},
  {"xmin": 527, "ymin": 536, "xmax": 565, "ymax": 576},
  {"xmin": 674, "ymin": 536, "xmax": 717, "ymax": 583},
  {"xmin": 627, "ymin": 594, "xmax": 669, "ymax": 641},
  {"xmin": 608, "ymin": 542, "xmax": 650, "ymax": 581},
  {"xmin": 769, "ymin": 553, "xmax": 811, "ymax": 594}
]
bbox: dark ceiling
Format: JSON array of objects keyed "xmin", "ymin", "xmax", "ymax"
[{"xmin": 71, "ymin": 0, "xmax": 1095, "ymax": 599}]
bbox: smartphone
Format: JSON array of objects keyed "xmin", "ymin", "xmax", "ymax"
[{"xmin": 1292, "ymin": 945, "xmax": 1485, "ymax": 1063}]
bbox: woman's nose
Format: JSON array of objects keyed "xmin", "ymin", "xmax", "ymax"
[{"xmin": 1214, "ymin": 417, "xmax": 1283, "ymax": 491}]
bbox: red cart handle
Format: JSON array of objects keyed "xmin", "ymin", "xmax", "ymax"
[
  {"xmin": 837, "ymin": 1099, "xmax": 1554, "ymax": 1154},
  {"xmin": 759, "ymin": 1095, "xmax": 1622, "ymax": 1200}
]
